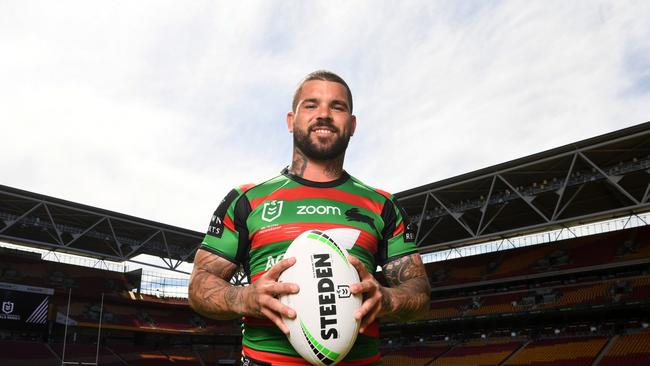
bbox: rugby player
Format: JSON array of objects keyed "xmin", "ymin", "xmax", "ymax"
[{"xmin": 189, "ymin": 70, "xmax": 430, "ymax": 365}]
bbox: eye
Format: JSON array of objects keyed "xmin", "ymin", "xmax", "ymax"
[{"xmin": 304, "ymin": 103, "xmax": 316, "ymax": 109}]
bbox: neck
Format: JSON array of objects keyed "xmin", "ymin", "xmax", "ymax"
[{"xmin": 289, "ymin": 148, "xmax": 345, "ymax": 182}]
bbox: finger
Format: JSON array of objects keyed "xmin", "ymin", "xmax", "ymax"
[
  {"xmin": 262, "ymin": 307, "xmax": 291, "ymax": 335},
  {"xmin": 265, "ymin": 256, "xmax": 297, "ymax": 280},
  {"xmin": 347, "ymin": 255, "xmax": 370, "ymax": 279},
  {"xmin": 350, "ymin": 279, "xmax": 375, "ymax": 295},
  {"xmin": 354, "ymin": 294, "xmax": 379, "ymax": 322},
  {"xmin": 359, "ymin": 301, "xmax": 382, "ymax": 334},
  {"xmin": 265, "ymin": 296, "xmax": 297, "ymax": 319},
  {"xmin": 273, "ymin": 282, "xmax": 300, "ymax": 296}
]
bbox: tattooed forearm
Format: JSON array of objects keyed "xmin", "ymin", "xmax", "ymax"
[
  {"xmin": 383, "ymin": 254, "xmax": 421, "ymax": 287},
  {"xmin": 379, "ymin": 254, "xmax": 431, "ymax": 322},
  {"xmin": 188, "ymin": 249, "xmax": 244, "ymax": 320}
]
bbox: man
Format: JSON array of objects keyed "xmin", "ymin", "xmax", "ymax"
[{"xmin": 189, "ymin": 70, "xmax": 430, "ymax": 366}]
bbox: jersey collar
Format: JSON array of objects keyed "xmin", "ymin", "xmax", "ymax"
[{"xmin": 281, "ymin": 167, "xmax": 350, "ymax": 188}]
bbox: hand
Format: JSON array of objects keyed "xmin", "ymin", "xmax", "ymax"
[
  {"xmin": 348, "ymin": 255, "xmax": 387, "ymax": 334},
  {"xmin": 241, "ymin": 256, "xmax": 300, "ymax": 334}
]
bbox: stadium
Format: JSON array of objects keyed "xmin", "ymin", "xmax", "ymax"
[{"xmin": 1, "ymin": 120, "xmax": 650, "ymax": 366}]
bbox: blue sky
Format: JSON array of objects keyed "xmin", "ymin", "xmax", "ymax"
[{"xmin": 1, "ymin": 1, "xmax": 650, "ymax": 233}]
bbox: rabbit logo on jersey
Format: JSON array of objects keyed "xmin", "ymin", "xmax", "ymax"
[{"xmin": 262, "ymin": 200, "xmax": 284, "ymax": 222}]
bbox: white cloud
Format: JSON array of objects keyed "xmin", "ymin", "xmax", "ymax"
[{"xmin": 1, "ymin": 0, "xmax": 650, "ymax": 235}]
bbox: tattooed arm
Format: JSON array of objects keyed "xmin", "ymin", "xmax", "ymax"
[
  {"xmin": 349, "ymin": 253, "xmax": 430, "ymax": 333},
  {"xmin": 379, "ymin": 253, "xmax": 430, "ymax": 321},
  {"xmin": 188, "ymin": 248, "xmax": 299, "ymax": 334}
]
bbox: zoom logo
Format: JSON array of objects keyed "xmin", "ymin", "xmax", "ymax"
[
  {"xmin": 336, "ymin": 285, "xmax": 351, "ymax": 298},
  {"xmin": 297, "ymin": 205, "xmax": 341, "ymax": 216}
]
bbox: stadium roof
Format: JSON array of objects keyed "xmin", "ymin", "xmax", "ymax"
[
  {"xmin": 0, "ymin": 184, "xmax": 203, "ymax": 270},
  {"xmin": 396, "ymin": 120, "xmax": 650, "ymax": 253},
  {"xmin": 2, "ymin": 121, "xmax": 649, "ymax": 270}
]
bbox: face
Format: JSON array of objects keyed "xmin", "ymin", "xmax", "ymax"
[{"xmin": 287, "ymin": 80, "xmax": 356, "ymax": 161}]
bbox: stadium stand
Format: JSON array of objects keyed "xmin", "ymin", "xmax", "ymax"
[
  {"xmin": 382, "ymin": 344, "xmax": 450, "ymax": 366},
  {"xmin": 504, "ymin": 336, "xmax": 608, "ymax": 365},
  {"xmin": 161, "ymin": 347, "xmax": 202, "ymax": 366},
  {"xmin": 0, "ymin": 249, "xmax": 136, "ymax": 296},
  {"xmin": 109, "ymin": 345, "xmax": 176, "ymax": 366},
  {"xmin": 50, "ymin": 343, "xmax": 123, "ymax": 366},
  {"xmin": 196, "ymin": 344, "xmax": 239, "ymax": 364},
  {"xmin": 429, "ymin": 340, "xmax": 522, "ymax": 366},
  {"xmin": 0, "ymin": 340, "xmax": 59, "ymax": 366},
  {"xmin": 426, "ymin": 226, "xmax": 650, "ymax": 288},
  {"xmin": 597, "ymin": 332, "xmax": 650, "ymax": 366}
]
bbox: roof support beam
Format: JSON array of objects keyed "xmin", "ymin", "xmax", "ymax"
[
  {"xmin": 430, "ymin": 193, "xmax": 475, "ymax": 237},
  {"xmin": 124, "ymin": 230, "xmax": 161, "ymax": 258},
  {"xmin": 477, "ymin": 176, "xmax": 497, "ymax": 235},
  {"xmin": 64, "ymin": 217, "xmax": 106, "ymax": 247},
  {"xmin": 497, "ymin": 174, "xmax": 550, "ymax": 223},
  {"xmin": 43, "ymin": 203, "xmax": 64, "ymax": 246},
  {"xmin": 578, "ymin": 152, "xmax": 639, "ymax": 205},
  {"xmin": 415, "ymin": 193, "xmax": 430, "ymax": 243},
  {"xmin": 106, "ymin": 218, "xmax": 124, "ymax": 259},
  {"xmin": 478, "ymin": 202, "xmax": 508, "ymax": 236},
  {"xmin": 552, "ymin": 153, "xmax": 578, "ymax": 221},
  {"xmin": 416, "ymin": 216, "xmax": 444, "ymax": 247},
  {"xmin": 0, "ymin": 201, "xmax": 43, "ymax": 234}
]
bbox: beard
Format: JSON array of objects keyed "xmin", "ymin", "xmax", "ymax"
[{"xmin": 293, "ymin": 119, "xmax": 351, "ymax": 161}]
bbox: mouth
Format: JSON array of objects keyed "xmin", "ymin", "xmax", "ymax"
[
  {"xmin": 311, "ymin": 126, "xmax": 336, "ymax": 136},
  {"xmin": 309, "ymin": 122, "xmax": 338, "ymax": 137}
]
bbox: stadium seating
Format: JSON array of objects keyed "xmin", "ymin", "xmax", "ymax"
[
  {"xmin": 196, "ymin": 345, "xmax": 239, "ymax": 364},
  {"xmin": 0, "ymin": 251, "xmax": 135, "ymax": 296},
  {"xmin": 504, "ymin": 336, "xmax": 607, "ymax": 365},
  {"xmin": 429, "ymin": 340, "xmax": 522, "ymax": 366},
  {"xmin": 382, "ymin": 344, "xmax": 450, "ymax": 366},
  {"xmin": 0, "ymin": 340, "xmax": 59, "ymax": 366},
  {"xmin": 468, "ymin": 293, "xmax": 520, "ymax": 316},
  {"xmin": 110, "ymin": 345, "xmax": 177, "ymax": 366},
  {"xmin": 540, "ymin": 282, "xmax": 610, "ymax": 309},
  {"xmin": 51, "ymin": 343, "xmax": 123, "ymax": 366},
  {"xmin": 51, "ymin": 298, "xmax": 239, "ymax": 334},
  {"xmin": 428, "ymin": 298, "xmax": 468, "ymax": 319},
  {"xmin": 160, "ymin": 347, "xmax": 201, "ymax": 366},
  {"xmin": 597, "ymin": 332, "xmax": 650, "ymax": 366},
  {"xmin": 426, "ymin": 226, "xmax": 650, "ymax": 287}
]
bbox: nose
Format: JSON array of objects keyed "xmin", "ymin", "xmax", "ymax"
[{"xmin": 316, "ymin": 103, "xmax": 332, "ymax": 119}]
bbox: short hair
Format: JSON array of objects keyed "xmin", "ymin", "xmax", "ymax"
[{"xmin": 292, "ymin": 70, "xmax": 353, "ymax": 113}]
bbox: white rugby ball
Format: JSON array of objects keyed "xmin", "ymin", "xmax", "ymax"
[{"xmin": 278, "ymin": 229, "xmax": 362, "ymax": 366}]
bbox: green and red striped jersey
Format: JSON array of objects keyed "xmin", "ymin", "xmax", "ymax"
[{"xmin": 201, "ymin": 168, "xmax": 417, "ymax": 366}]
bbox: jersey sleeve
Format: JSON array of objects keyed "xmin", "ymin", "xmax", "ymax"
[
  {"xmin": 377, "ymin": 195, "xmax": 418, "ymax": 265},
  {"xmin": 201, "ymin": 185, "xmax": 252, "ymax": 265}
]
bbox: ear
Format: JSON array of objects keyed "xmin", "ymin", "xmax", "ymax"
[
  {"xmin": 286, "ymin": 111, "xmax": 294, "ymax": 133},
  {"xmin": 351, "ymin": 115, "xmax": 357, "ymax": 136}
]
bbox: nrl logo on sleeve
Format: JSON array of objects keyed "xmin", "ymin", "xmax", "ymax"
[{"xmin": 261, "ymin": 200, "xmax": 284, "ymax": 222}]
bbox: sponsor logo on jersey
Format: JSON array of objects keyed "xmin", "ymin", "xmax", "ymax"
[
  {"xmin": 344, "ymin": 208, "xmax": 375, "ymax": 229},
  {"xmin": 264, "ymin": 254, "xmax": 284, "ymax": 270},
  {"xmin": 297, "ymin": 205, "xmax": 342, "ymax": 216},
  {"xmin": 208, "ymin": 214, "xmax": 224, "ymax": 237},
  {"xmin": 261, "ymin": 200, "xmax": 284, "ymax": 222},
  {"xmin": 404, "ymin": 221, "xmax": 417, "ymax": 243}
]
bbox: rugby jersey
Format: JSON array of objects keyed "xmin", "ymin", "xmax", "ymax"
[{"xmin": 201, "ymin": 168, "xmax": 417, "ymax": 366}]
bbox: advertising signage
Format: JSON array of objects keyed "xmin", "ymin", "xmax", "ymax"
[{"xmin": 0, "ymin": 282, "xmax": 54, "ymax": 331}]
